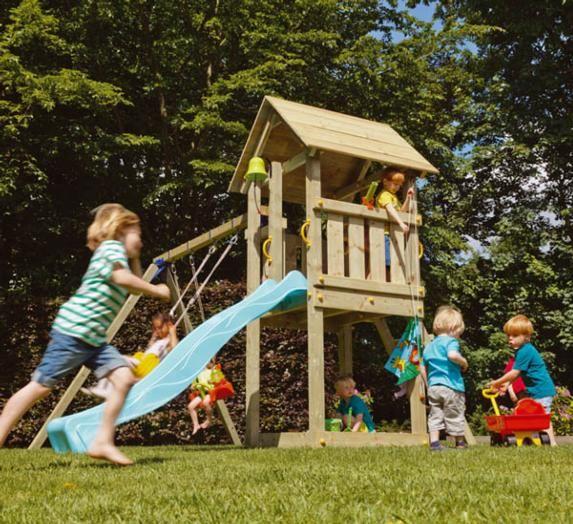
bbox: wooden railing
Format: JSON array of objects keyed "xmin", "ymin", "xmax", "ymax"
[{"xmin": 315, "ymin": 198, "xmax": 421, "ymax": 286}]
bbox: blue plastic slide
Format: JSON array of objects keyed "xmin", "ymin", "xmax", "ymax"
[{"xmin": 47, "ymin": 271, "xmax": 308, "ymax": 453}]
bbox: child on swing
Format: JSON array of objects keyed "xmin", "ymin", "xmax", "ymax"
[
  {"xmin": 0, "ymin": 203, "xmax": 171, "ymax": 465},
  {"xmin": 82, "ymin": 311, "xmax": 178, "ymax": 399},
  {"xmin": 187, "ymin": 360, "xmax": 234, "ymax": 435}
]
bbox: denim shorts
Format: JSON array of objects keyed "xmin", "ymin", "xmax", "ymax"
[
  {"xmin": 536, "ymin": 396, "xmax": 554, "ymax": 414},
  {"xmin": 32, "ymin": 329, "xmax": 128, "ymax": 388}
]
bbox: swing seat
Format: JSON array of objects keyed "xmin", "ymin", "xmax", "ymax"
[
  {"xmin": 210, "ymin": 379, "xmax": 235, "ymax": 402},
  {"xmin": 133, "ymin": 352, "xmax": 160, "ymax": 378}
]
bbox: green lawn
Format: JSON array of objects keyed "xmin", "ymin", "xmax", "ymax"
[{"xmin": 1, "ymin": 445, "xmax": 572, "ymax": 523}]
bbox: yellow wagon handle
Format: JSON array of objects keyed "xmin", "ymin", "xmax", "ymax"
[
  {"xmin": 418, "ymin": 241, "xmax": 424, "ymax": 259},
  {"xmin": 262, "ymin": 236, "xmax": 272, "ymax": 262},
  {"xmin": 482, "ymin": 388, "xmax": 500, "ymax": 416},
  {"xmin": 300, "ymin": 219, "xmax": 311, "ymax": 248}
]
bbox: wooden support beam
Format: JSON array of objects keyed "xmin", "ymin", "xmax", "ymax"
[
  {"xmin": 317, "ymin": 275, "xmax": 425, "ymax": 299},
  {"xmin": 407, "ymin": 374, "xmax": 427, "ymax": 436},
  {"xmin": 325, "ymin": 312, "xmax": 384, "ymax": 332},
  {"xmin": 356, "ymin": 160, "xmax": 372, "ymax": 182},
  {"xmin": 215, "ymin": 400, "xmax": 242, "ymax": 446},
  {"xmin": 267, "ymin": 161, "xmax": 284, "ymax": 281},
  {"xmin": 29, "ymin": 263, "xmax": 158, "ymax": 450},
  {"xmin": 282, "ymin": 150, "xmax": 307, "ymax": 175},
  {"xmin": 245, "ymin": 183, "xmax": 262, "ymax": 447},
  {"xmin": 155, "ymin": 214, "xmax": 248, "ymax": 264},
  {"xmin": 258, "ymin": 431, "xmax": 426, "ymax": 448},
  {"xmin": 306, "ymin": 153, "xmax": 325, "ymax": 439},
  {"xmin": 337, "ymin": 326, "xmax": 353, "ymax": 374},
  {"xmin": 372, "ymin": 318, "xmax": 395, "ymax": 355},
  {"xmin": 313, "ymin": 288, "xmax": 417, "ymax": 318},
  {"xmin": 334, "ymin": 170, "xmax": 380, "ymax": 201}
]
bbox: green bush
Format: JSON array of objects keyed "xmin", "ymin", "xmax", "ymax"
[{"xmin": 552, "ymin": 386, "xmax": 573, "ymax": 436}]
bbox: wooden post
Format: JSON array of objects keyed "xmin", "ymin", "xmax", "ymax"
[
  {"xmin": 267, "ymin": 161, "xmax": 283, "ymax": 281},
  {"xmin": 28, "ymin": 263, "xmax": 158, "ymax": 450},
  {"xmin": 245, "ymin": 183, "xmax": 262, "ymax": 447},
  {"xmin": 306, "ymin": 152, "xmax": 325, "ymax": 441},
  {"xmin": 407, "ymin": 374, "xmax": 427, "ymax": 436},
  {"xmin": 336, "ymin": 326, "xmax": 353, "ymax": 374}
]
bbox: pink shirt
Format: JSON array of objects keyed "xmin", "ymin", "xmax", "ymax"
[{"xmin": 504, "ymin": 357, "xmax": 526, "ymax": 394}]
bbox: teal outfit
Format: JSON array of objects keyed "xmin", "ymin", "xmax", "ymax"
[
  {"xmin": 336, "ymin": 395, "xmax": 375, "ymax": 432},
  {"xmin": 513, "ymin": 343, "xmax": 556, "ymax": 399},
  {"xmin": 422, "ymin": 335, "xmax": 465, "ymax": 393}
]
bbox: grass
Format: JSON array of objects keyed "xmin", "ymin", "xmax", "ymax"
[{"xmin": 0, "ymin": 445, "xmax": 572, "ymax": 523}]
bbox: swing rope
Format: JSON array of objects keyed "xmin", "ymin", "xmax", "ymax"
[
  {"xmin": 174, "ymin": 234, "xmax": 239, "ymax": 328},
  {"xmin": 169, "ymin": 244, "xmax": 217, "ymax": 318}
]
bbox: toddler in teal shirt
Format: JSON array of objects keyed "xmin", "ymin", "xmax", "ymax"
[
  {"xmin": 489, "ymin": 315, "xmax": 557, "ymax": 446},
  {"xmin": 335, "ymin": 375, "xmax": 375, "ymax": 432},
  {"xmin": 421, "ymin": 305, "xmax": 469, "ymax": 451}
]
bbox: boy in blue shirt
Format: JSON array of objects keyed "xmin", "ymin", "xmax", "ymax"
[
  {"xmin": 335, "ymin": 375, "xmax": 375, "ymax": 432},
  {"xmin": 489, "ymin": 314, "xmax": 557, "ymax": 446},
  {"xmin": 421, "ymin": 306, "xmax": 468, "ymax": 451}
]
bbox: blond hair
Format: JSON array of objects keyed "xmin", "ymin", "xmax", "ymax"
[
  {"xmin": 503, "ymin": 315, "xmax": 534, "ymax": 337},
  {"xmin": 433, "ymin": 305, "xmax": 465, "ymax": 337},
  {"xmin": 335, "ymin": 374, "xmax": 355, "ymax": 389},
  {"xmin": 87, "ymin": 203, "xmax": 140, "ymax": 251},
  {"xmin": 379, "ymin": 166, "xmax": 406, "ymax": 185}
]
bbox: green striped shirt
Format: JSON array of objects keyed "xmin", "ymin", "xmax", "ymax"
[{"xmin": 53, "ymin": 240, "xmax": 130, "ymax": 346}]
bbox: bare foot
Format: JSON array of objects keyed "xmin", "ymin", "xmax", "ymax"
[
  {"xmin": 200, "ymin": 420, "xmax": 210, "ymax": 430},
  {"xmin": 192, "ymin": 424, "xmax": 200, "ymax": 435},
  {"xmin": 88, "ymin": 443, "xmax": 134, "ymax": 466}
]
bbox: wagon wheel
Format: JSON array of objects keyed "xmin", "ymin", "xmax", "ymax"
[
  {"xmin": 539, "ymin": 432, "xmax": 551, "ymax": 446},
  {"xmin": 504, "ymin": 435, "xmax": 517, "ymax": 447},
  {"xmin": 490, "ymin": 433, "xmax": 504, "ymax": 447}
]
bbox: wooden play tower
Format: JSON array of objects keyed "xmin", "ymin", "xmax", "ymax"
[{"xmin": 229, "ymin": 96, "xmax": 440, "ymax": 448}]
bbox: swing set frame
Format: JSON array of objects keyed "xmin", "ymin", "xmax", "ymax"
[{"xmin": 28, "ymin": 215, "xmax": 248, "ymax": 450}]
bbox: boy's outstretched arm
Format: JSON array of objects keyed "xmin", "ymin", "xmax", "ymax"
[
  {"xmin": 111, "ymin": 267, "xmax": 170, "ymax": 301},
  {"xmin": 490, "ymin": 369, "xmax": 520, "ymax": 389},
  {"xmin": 447, "ymin": 351, "xmax": 468, "ymax": 372},
  {"xmin": 384, "ymin": 203, "xmax": 409, "ymax": 234}
]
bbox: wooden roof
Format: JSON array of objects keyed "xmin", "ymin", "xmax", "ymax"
[{"xmin": 228, "ymin": 96, "xmax": 438, "ymax": 199}]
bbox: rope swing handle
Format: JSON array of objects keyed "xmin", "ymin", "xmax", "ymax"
[
  {"xmin": 300, "ymin": 219, "xmax": 311, "ymax": 248},
  {"xmin": 262, "ymin": 236, "xmax": 272, "ymax": 263}
]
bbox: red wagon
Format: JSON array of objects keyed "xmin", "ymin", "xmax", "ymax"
[{"xmin": 482, "ymin": 391, "xmax": 551, "ymax": 447}]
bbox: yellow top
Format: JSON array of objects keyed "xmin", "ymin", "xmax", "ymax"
[{"xmin": 377, "ymin": 190, "xmax": 401, "ymax": 233}]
